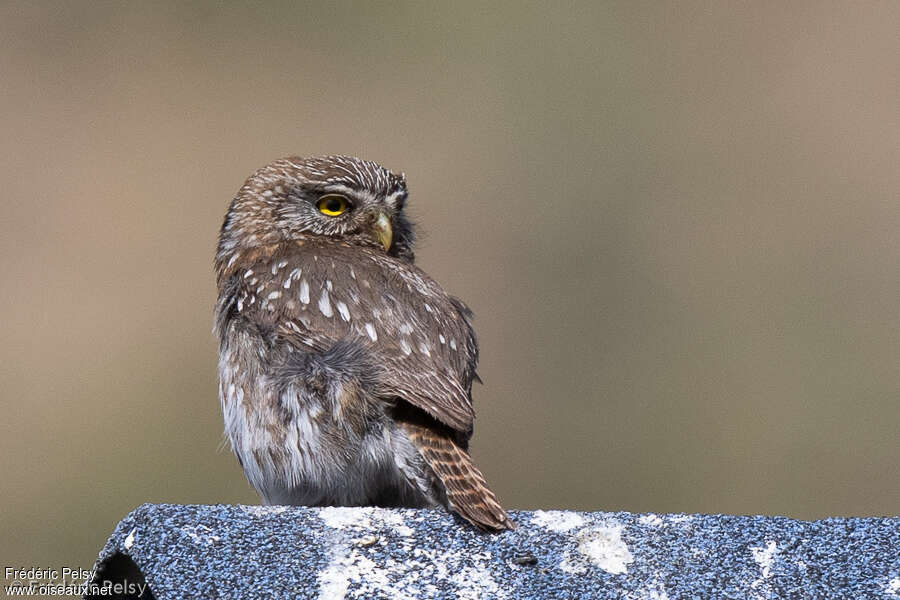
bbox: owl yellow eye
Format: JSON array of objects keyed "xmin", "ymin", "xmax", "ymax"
[{"xmin": 316, "ymin": 194, "xmax": 350, "ymax": 216}]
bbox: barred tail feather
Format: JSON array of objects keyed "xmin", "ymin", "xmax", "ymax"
[{"xmin": 403, "ymin": 422, "xmax": 514, "ymax": 531}]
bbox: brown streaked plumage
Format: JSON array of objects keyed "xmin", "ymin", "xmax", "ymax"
[
  {"xmin": 399, "ymin": 417, "xmax": 514, "ymax": 531},
  {"xmin": 214, "ymin": 155, "xmax": 513, "ymax": 531}
]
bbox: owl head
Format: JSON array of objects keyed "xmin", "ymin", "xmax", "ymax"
[{"xmin": 217, "ymin": 156, "xmax": 415, "ymax": 272}]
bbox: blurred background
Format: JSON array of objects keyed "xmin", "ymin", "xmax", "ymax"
[{"xmin": 2, "ymin": 1, "xmax": 899, "ymax": 573}]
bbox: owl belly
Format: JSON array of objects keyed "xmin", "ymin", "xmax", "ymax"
[{"xmin": 218, "ymin": 333, "xmax": 435, "ymax": 508}]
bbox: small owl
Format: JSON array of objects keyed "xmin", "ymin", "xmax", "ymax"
[{"xmin": 214, "ymin": 156, "xmax": 513, "ymax": 530}]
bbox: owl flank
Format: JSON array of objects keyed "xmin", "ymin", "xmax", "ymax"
[{"xmin": 214, "ymin": 156, "xmax": 513, "ymax": 531}]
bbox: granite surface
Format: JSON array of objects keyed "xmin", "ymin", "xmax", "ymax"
[{"xmin": 88, "ymin": 503, "xmax": 900, "ymax": 599}]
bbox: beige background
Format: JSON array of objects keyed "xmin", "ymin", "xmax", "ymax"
[{"xmin": 2, "ymin": 2, "xmax": 899, "ymax": 571}]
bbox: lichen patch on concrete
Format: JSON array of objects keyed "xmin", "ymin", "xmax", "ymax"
[
  {"xmin": 317, "ymin": 543, "xmax": 500, "ymax": 599},
  {"xmin": 318, "ymin": 549, "xmax": 413, "ymax": 600},
  {"xmin": 886, "ymin": 577, "xmax": 900, "ymax": 597},
  {"xmin": 531, "ymin": 510, "xmax": 584, "ymax": 533},
  {"xmin": 450, "ymin": 564, "xmax": 506, "ymax": 600},
  {"xmin": 556, "ymin": 520, "xmax": 634, "ymax": 575},
  {"xmin": 320, "ymin": 506, "xmax": 373, "ymax": 529},
  {"xmin": 750, "ymin": 540, "xmax": 778, "ymax": 578},
  {"xmin": 749, "ymin": 540, "xmax": 779, "ymax": 599},
  {"xmin": 241, "ymin": 505, "xmax": 287, "ymax": 517},
  {"xmin": 179, "ymin": 524, "xmax": 221, "ymax": 545},
  {"xmin": 576, "ymin": 523, "xmax": 634, "ymax": 574},
  {"xmin": 123, "ymin": 528, "xmax": 136, "ymax": 550},
  {"xmin": 318, "ymin": 506, "xmax": 415, "ymax": 536},
  {"xmin": 641, "ymin": 582, "xmax": 672, "ymax": 600},
  {"xmin": 638, "ymin": 514, "xmax": 663, "ymax": 527}
]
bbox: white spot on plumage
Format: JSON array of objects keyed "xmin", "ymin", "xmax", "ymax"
[
  {"xmin": 283, "ymin": 278, "xmax": 292, "ymax": 289},
  {"xmin": 418, "ymin": 342, "xmax": 431, "ymax": 356},
  {"xmin": 399, "ymin": 323, "xmax": 413, "ymax": 335},
  {"xmin": 424, "ymin": 303, "xmax": 433, "ymax": 313},
  {"xmin": 336, "ymin": 301, "xmax": 350, "ymax": 322},
  {"xmin": 277, "ymin": 260, "xmax": 288, "ymax": 269},
  {"xmin": 318, "ymin": 288, "xmax": 333, "ymax": 317},
  {"xmin": 349, "ymin": 267, "xmax": 356, "ymax": 280},
  {"xmin": 450, "ymin": 339, "xmax": 457, "ymax": 350},
  {"xmin": 274, "ymin": 185, "xmax": 283, "ymax": 194},
  {"xmin": 400, "ymin": 339, "xmax": 412, "ymax": 355},
  {"xmin": 439, "ymin": 334, "xmax": 446, "ymax": 344},
  {"xmin": 262, "ymin": 190, "xmax": 273, "ymax": 197},
  {"xmin": 267, "ymin": 291, "xmax": 281, "ymax": 301},
  {"xmin": 365, "ymin": 322, "xmax": 377, "ymax": 342},
  {"xmin": 326, "ymin": 279, "xmax": 333, "ymax": 291},
  {"xmin": 299, "ymin": 280, "xmax": 310, "ymax": 304},
  {"xmin": 243, "ymin": 269, "xmax": 254, "ymax": 278}
]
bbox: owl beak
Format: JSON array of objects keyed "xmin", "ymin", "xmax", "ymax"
[{"xmin": 373, "ymin": 212, "xmax": 393, "ymax": 251}]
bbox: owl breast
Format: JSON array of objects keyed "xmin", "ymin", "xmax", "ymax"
[
  {"xmin": 214, "ymin": 240, "xmax": 477, "ymax": 508},
  {"xmin": 217, "ymin": 273, "xmax": 436, "ymax": 508}
]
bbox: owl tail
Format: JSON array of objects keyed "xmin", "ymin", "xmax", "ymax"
[{"xmin": 402, "ymin": 421, "xmax": 514, "ymax": 531}]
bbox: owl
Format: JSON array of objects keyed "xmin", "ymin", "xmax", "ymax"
[{"xmin": 214, "ymin": 156, "xmax": 513, "ymax": 531}]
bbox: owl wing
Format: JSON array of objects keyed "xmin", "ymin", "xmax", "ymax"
[{"xmin": 243, "ymin": 243, "xmax": 478, "ymax": 433}]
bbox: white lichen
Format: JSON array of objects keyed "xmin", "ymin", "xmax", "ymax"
[
  {"xmin": 179, "ymin": 524, "xmax": 221, "ymax": 545},
  {"xmin": 638, "ymin": 514, "xmax": 663, "ymax": 527},
  {"xmin": 241, "ymin": 505, "xmax": 287, "ymax": 517},
  {"xmin": 668, "ymin": 514, "xmax": 693, "ymax": 524},
  {"xmin": 318, "ymin": 506, "xmax": 414, "ymax": 536},
  {"xmin": 451, "ymin": 565, "xmax": 506, "ymax": 600},
  {"xmin": 531, "ymin": 510, "xmax": 584, "ymax": 533},
  {"xmin": 749, "ymin": 540, "xmax": 779, "ymax": 600},
  {"xmin": 750, "ymin": 540, "xmax": 778, "ymax": 579},
  {"xmin": 316, "ymin": 541, "xmax": 502, "ymax": 599},
  {"xmin": 576, "ymin": 523, "xmax": 634, "ymax": 575},
  {"xmin": 550, "ymin": 518, "xmax": 634, "ymax": 575},
  {"xmin": 636, "ymin": 582, "xmax": 672, "ymax": 600},
  {"xmin": 319, "ymin": 506, "xmax": 371, "ymax": 529},
  {"xmin": 886, "ymin": 577, "xmax": 900, "ymax": 597}
]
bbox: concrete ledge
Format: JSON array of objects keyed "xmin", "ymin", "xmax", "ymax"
[{"xmin": 88, "ymin": 504, "xmax": 900, "ymax": 599}]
